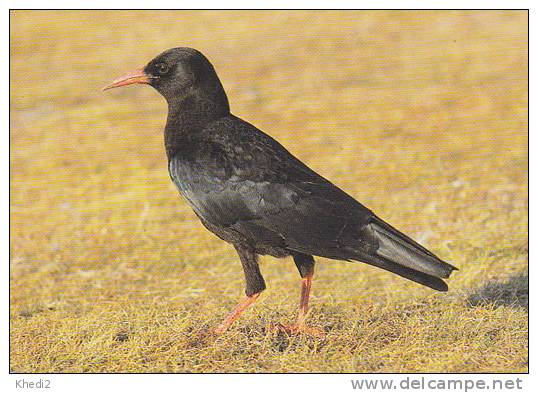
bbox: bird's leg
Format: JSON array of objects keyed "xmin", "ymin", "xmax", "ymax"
[
  {"xmin": 296, "ymin": 270, "xmax": 314, "ymax": 326},
  {"xmin": 213, "ymin": 292, "xmax": 261, "ymax": 334},
  {"xmin": 273, "ymin": 253, "xmax": 325, "ymax": 338},
  {"xmin": 213, "ymin": 245, "xmax": 265, "ymax": 334}
]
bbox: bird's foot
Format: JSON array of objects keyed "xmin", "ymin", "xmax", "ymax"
[
  {"xmin": 269, "ymin": 323, "xmax": 326, "ymax": 338},
  {"xmin": 212, "ymin": 324, "xmax": 229, "ymax": 335}
]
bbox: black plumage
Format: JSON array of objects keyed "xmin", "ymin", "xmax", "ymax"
[{"xmin": 104, "ymin": 47, "xmax": 457, "ymax": 335}]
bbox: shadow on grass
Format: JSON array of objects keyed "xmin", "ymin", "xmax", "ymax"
[{"xmin": 466, "ymin": 273, "xmax": 528, "ymax": 311}]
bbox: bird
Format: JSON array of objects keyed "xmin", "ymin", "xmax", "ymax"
[{"xmin": 103, "ymin": 47, "xmax": 457, "ymax": 337}]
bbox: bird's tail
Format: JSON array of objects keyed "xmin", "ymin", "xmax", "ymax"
[{"xmin": 349, "ymin": 217, "xmax": 457, "ymax": 291}]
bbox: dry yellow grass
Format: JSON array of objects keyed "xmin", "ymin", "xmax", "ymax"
[{"xmin": 10, "ymin": 10, "xmax": 527, "ymax": 373}]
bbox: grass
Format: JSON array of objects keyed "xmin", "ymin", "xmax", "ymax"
[{"xmin": 10, "ymin": 10, "xmax": 528, "ymax": 373}]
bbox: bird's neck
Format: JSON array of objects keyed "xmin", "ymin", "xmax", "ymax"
[{"xmin": 164, "ymin": 88, "xmax": 230, "ymax": 159}]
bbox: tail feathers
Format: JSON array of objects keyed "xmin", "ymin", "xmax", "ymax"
[
  {"xmin": 370, "ymin": 219, "xmax": 457, "ymax": 279},
  {"xmin": 342, "ymin": 216, "xmax": 457, "ymax": 291},
  {"xmin": 358, "ymin": 254, "xmax": 450, "ymax": 291}
]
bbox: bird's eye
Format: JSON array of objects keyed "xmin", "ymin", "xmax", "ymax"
[{"xmin": 155, "ymin": 63, "xmax": 170, "ymax": 75}]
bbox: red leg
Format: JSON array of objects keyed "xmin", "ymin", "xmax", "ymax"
[
  {"xmin": 296, "ymin": 272, "xmax": 313, "ymax": 326},
  {"xmin": 213, "ymin": 292, "xmax": 261, "ymax": 334},
  {"xmin": 274, "ymin": 270, "xmax": 325, "ymax": 338}
]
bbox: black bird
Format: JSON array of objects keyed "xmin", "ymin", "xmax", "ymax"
[{"xmin": 104, "ymin": 47, "xmax": 457, "ymax": 336}]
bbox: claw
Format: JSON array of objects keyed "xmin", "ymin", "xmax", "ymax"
[{"xmin": 212, "ymin": 325, "xmax": 227, "ymax": 335}]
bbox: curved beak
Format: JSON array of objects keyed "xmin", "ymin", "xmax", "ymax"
[{"xmin": 102, "ymin": 68, "xmax": 152, "ymax": 91}]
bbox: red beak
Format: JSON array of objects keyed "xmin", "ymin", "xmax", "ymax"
[{"xmin": 102, "ymin": 68, "xmax": 152, "ymax": 91}]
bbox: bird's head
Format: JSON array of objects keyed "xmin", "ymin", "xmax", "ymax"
[{"xmin": 103, "ymin": 47, "xmax": 227, "ymax": 107}]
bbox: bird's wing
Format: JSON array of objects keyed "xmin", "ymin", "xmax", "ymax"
[{"xmin": 168, "ymin": 116, "xmax": 375, "ymax": 259}]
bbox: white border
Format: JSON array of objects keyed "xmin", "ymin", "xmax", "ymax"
[{"xmin": 4, "ymin": 3, "xmax": 532, "ymax": 392}]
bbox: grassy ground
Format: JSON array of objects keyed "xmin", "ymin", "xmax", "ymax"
[{"xmin": 10, "ymin": 11, "xmax": 528, "ymax": 373}]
